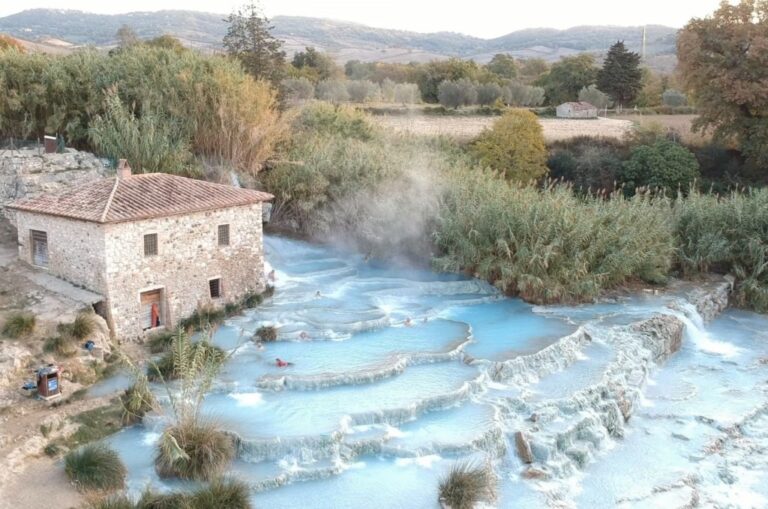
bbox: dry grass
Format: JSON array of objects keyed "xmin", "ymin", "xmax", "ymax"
[
  {"xmin": 613, "ymin": 114, "xmax": 710, "ymax": 146},
  {"xmin": 374, "ymin": 113, "xmax": 632, "ymax": 142}
]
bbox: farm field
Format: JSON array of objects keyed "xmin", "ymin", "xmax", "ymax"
[
  {"xmin": 613, "ymin": 114, "xmax": 709, "ymax": 145},
  {"xmin": 374, "ymin": 113, "xmax": 633, "ymax": 142}
]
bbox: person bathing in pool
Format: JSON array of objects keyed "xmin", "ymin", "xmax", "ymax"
[{"xmin": 275, "ymin": 358, "xmax": 294, "ymax": 368}]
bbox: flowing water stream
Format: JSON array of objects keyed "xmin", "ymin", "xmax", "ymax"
[{"xmin": 105, "ymin": 236, "xmax": 768, "ymax": 508}]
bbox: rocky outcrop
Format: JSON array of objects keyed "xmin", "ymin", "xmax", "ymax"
[
  {"xmin": 632, "ymin": 314, "xmax": 685, "ymax": 362},
  {"xmin": 1, "ymin": 147, "xmax": 108, "ymax": 221},
  {"xmin": 685, "ymin": 276, "xmax": 733, "ymax": 322}
]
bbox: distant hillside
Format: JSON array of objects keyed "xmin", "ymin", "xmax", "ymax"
[{"xmin": 0, "ymin": 9, "xmax": 679, "ymax": 70}]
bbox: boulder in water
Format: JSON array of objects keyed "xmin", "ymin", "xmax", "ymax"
[{"xmin": 515, "ymin": 431, "xmax": 534, "ymax": 464}]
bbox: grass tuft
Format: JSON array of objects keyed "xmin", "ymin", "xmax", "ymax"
[
  {"xmin": 120, "ymin": 375, "xmax": 156, "ymax": 424},
  {"xmin": 64, "ymin": 444, "xmax": 126, "ymax": 491},
  {"xmin": 438, "ymin": 461, "xmax": 497, "ymax": 509},
  {"xmin": 2, "ymin": 312, "xmax": 36, "ymax": 338},
  {"xmin": 155, "ymin": 421, "xmax": 235, "ymax": 481},
  {"xmin": 44, "ymin": 335, "xmax": 77, "ymax": 356}
]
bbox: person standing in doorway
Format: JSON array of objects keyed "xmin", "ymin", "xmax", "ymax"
[{"xmin": 151, "ymin": 302, "xmax": 161, "ymax": 328}]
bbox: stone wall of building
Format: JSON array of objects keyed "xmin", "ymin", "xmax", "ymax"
[
  {"xmin": 103, "ymin": 203, "xmax": 266, "ymax": 340},
  {"xmin": 1, "ymin": 148, "xmax": 108, "ymax": 220},
  {"xmin": 13, "ymin": 210, "xmax": 108, "ymax": 295}
]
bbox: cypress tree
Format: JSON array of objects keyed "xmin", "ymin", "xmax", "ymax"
[
  {"xmin": 223, "ymin": 2, "xmax": 286, "ymax": 83},
  {"xmin": 597, "ymin": 41, "xmax": 642, "ymax": 108}
]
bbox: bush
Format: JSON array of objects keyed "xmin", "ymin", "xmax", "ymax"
[
  {"xmin": 438, "ymin": 462, "xmax": 497, "ymax": 509},
  {"xmin": 392, "ymin": 83, "xmax": 420, "ymax": 104},
  {"xmin": 434, "ymin": 175, "xmax": 674, "ymax": 304},
  {"xmin": 2, "ymin": 312, "xmax": 35, "ymax": 338},
  {"xmin": 241, "ymin": 291, "xmax": 264, "ymax": 309},
  {"xmin": 190, "ymin": 477, "xmax": 251, "ymax": 509},
  {"xmin": 470, "ymin": 110, "xmax": 548, "ymax": 182},
  {"xmin": 346, "ymin": 80, "xmax": 380, "ymax": 103},
  {"xmin": 147, "ymin": 339, "xmax": 224, "ymax": 382},
  {"xmin": 155, "ymin": 421, "xmax": 235, "ymax": 481},
  {"xmin": 44, "ymin": 335, "xmax": 77, "ymax": 357},
  {"xmin": 475, "ymin": 83, "xmax": 503, "ymax": 106},
  {"xmin": 281, "ymin": 77, "xmax": 315, "ymax": 103},
  {"xmin": 620, "ymin": 139, "xmax": 700, "ymax": 195},
  {"xmin": 120, "ymin": 375, "xmax": 156, "ymax": 424},
  {"xmin": 674, "ymin": 189, "xmax": 768, "ymax": 312},
  {"xmin": 662, "ymin": 89, "xmax": 687, "ymax": 107},
  {"xmin": 177, "ymin": 305, "xmax": 226, "ymax": 332},
  {"xmin": 573, "ymin": 145, "xmax": 623, "ymax": 192},
  {"xmin": 64, "ymin": 444, "xmax": 126, "ymax": 491},
  {"xmin": 147, "ymin": 330, "xmax": 175, "ymax": 354},
  {"xmin": 57, "ymin": 313, "xmax": 95, "ymax": 341},
  {"xmin": 255, "ymin": 326, "xmax": 278, "ymax": 342},
  {"xmin": 296, "ymin": 101, "xmax": 375, "ymax": 141},
  {"xmin": 136, "ymin": 490, "xmax": 189, "ymax": 509}
]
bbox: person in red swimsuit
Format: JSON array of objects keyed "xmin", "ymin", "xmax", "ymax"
[{"xmin": 275, "ymin": 358, "xmax": 293, "ymax": 368}]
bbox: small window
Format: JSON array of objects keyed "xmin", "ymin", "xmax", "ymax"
[
  {"xmin": 31, "ymin": 230, "xmax": 48, "ymax": 267},
  {"xmin": 218, "ymin": 224, "xmax": 230, "ymax": 246},
  {"xmin": 209, "ymin": 278, "xmax": 222, "ymax": 299},
  {"xmin": 144, "ymin": 233, "xmax": 158, "ymax": 256}
]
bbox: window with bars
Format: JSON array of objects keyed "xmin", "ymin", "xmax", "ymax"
[
  {"xmin": 218, "ymin": 224, "xmax": 230, "ymax": 246},
  {"xmin": 209, "ymin": 278, "xmax": 222, "ymax": 299},
  {"xmin": 30, "ymin": 230, "xmax": 48, "ymax": 267},
  {"xmin": 144, "ymin": 233, "xmax": 158, "ymax": 256}
]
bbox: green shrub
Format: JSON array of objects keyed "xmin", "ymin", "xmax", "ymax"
[
  {"xmin": 241, "ymin": 291, "xmax": 264, "ymax": 308},
  {"xmin": 2, "ymin": 312, "xmax": 35, "ymax": 338},
  {"xmin": 469, "ymin": 110, "xmax": 548, "ymax": 182},
  {"xmin": 297, "ymin": 101, "xmax": 375, "ymax": 140},
  {"xmin": 621, "ymin": 139, "xmax": 700, "ymax": 195},
  {"xmin": 434, "ymin": 174, "xmax": 674, "ymax": 304},
  {"xmin": 147, "ymin": 340, "xmax": 224, "ymax": 382},
  {"xmin": 44, "ymin": 443, "xmax": 62, "ymax": 457},
  {"xmin": 438, "ymin": 462, "xmax": 497, "ymax": 509},
  {"xmin": 178, "ymin": 305, "xmax": 226, "ymax": 332},
  {"xmin": 155, "ymin": 421, "xmax": 235, "ymax": 481},
  {"xmin": 190, "ymin": 477, "xmax": 251, "ymax": 509},
  {"xmin": 147, "ymin": 330, "xmax": 175, "ymax": 354},
  {"xmin": 255, "ymin": 326, "xmax": 278, "ymax": 342},
  {"xmin": 136, "ymin": 490, "xmax": 190, "ymax": 509},
  {"xmin": 120, "ymin": 375, "xmax": 156, "ymax": 424},
  {"xmin": 64, "ymin": 444, "xmax": 126, "ymax": 491},
  {"xmin": 674, "ymin": 188, "xmax": 768, "ymax": 312},
  {"xmin": 57, "ymin": 313, "xmax": 96, "ymax": 341}
]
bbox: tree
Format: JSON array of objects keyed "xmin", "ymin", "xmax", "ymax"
[
  {"xmin": 438, "ymin": 79, "xmax": 477, "ymax": 109},
  {"xmin": 476, "ymin": 83, "xmax": 503, "ymax": 106},
  {"xmin": 678, "ymin": 0, "xmax": 768, "ymax": 168},
  {"xmin": 281, "ymin": 77, "xmax": 315, "ymax": 103},
  {"xmin": 146, "ymin": 35, "xmax": 185, "ymax": 52},
  {"xmin": 346, "ymin": 80, "xmax": 380, "ymax": 103},
  {"xmin": 344, "ymin": 59, "xmax": 374, "ymax": 80},
  {"xmin": 662, "ymin": 89, "xmax": 687, "ymax": 107},
  {"xmin": 504, "ymin": 83, "xmax": 545, "ymax": 106},
  {"xmin": 518, "ymin": 58, "xmax": 549, "ymax": 85},
  {"xmin": 635, "ymin": 68, "xmax": 664, "ymax": 107},
  {"xmin": 578, "ymin": 84, "xmax": 611, "ymax": 109},
  {"xmin": 116, "ymin": 25, "xmax": 138, "ymax": 48},
  {"xmin": 538, "ymin": 54, "xmax": 598, "ymax": 105},
  {"xmin": 470, "ymin": 110, "xmax": 548, "ymax": 182},
  {"xmin": 597, "ymin": 41, "xmax": 642, "ymax": 108},
  {"xmin": 393, "ymin": 83, "xmax": 420, "ymax": 104},
  {"xmin": 620, "ymin": 139, "xmax": 700, "ymax": 194},
  {"xmin": 292, "ymin": 46, "xmax": 342, "ymax": 82},
  {"xmin": 223, "ymin": 2, "xmax": 286, "ymax": 83},
  {"xmin": 316, "ymin": 80, "xmax": 349, "ymax": 103},
  {"xmin": 417, "ymin": 58, "xmax": 481, "ymax": 103},
  {"xmin": 486, "ymin": 53, "xmax": 517, "ymax": 79}
]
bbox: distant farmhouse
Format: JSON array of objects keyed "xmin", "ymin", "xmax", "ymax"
[
  {"xmin": 556, "ymin": 101, "xmax": 598, "ymax": 119},
  {"xmin": 6, "ymin": 160, "xmax": 272, "ymax": 340}
]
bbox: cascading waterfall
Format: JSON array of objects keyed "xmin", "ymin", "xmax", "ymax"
[{"xmin": 103, "ymin": 236, "xmax": 768, "ymax": 509}]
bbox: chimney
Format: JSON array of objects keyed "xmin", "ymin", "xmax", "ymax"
[{"xmin": 117, "ymin": 159, "xmax": 132, "ymax": 179}]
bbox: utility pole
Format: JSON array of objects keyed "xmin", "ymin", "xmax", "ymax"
[{"xmin": 641, "ymin": 26, "xmax": 647, "ymax": 62}]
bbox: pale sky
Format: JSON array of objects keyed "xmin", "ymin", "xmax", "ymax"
[{"xmin": 1, "ymin": 0, "xmax": 724, "ymax": 38}]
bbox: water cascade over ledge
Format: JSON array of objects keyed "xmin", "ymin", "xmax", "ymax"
[{"xmin": 105, "ymin": 236, "xmax": 768, "ymax": 508}]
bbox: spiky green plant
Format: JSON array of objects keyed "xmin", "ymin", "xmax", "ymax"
[
  {"xmin": 2, "ymin": 312, "xmax": 36, "ymax": 338},
  {"xmin": 190, "ymin": 477, "xmax": 251, "ymax": 508},
  {"xmin": 146, "ymin": 337, "xmax": 224, "ymax": 382},
  {"xmin": 120, "ymin": 374, "xmax": 157, "ymax": 424},
  {"xmin": 155, "ymin": 421, "xmax": 235, "ymax": 481},
  {"xmin": 85, "ymin": 494, "xmax": 135, "ymax": 509},
  {"xmin": 44, "ymin": 335, "xmax": 77, "ymax": 357},
  {"xmin": 64, "ymin": 444, "xmax": 126, "ymax": 491},
  {"xmin": 438, "ymin": 461, "xmax": 497, "ymax": 509}
]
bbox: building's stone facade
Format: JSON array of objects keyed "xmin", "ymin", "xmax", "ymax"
[{"xmin": 12, "ymin": 203, "xmax": 266, "ymax": 340}]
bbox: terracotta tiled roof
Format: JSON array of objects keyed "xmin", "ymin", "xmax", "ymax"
[{"xmin": 7, "ymin": 173, "xmax": 273, "ymax": 224}]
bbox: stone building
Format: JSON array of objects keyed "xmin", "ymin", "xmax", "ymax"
[
  {"xmin": 556, "ymin": 101, "xmax": 598, "ymax": 119},
  {"xmin": 6, "ymin": 161, "xmax": 272, "ymax": 340}
]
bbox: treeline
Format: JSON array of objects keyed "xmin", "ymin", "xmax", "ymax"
[
  {"xmin": 261, "ymin": 103, "xmax": 768, "ymax": 311},
  {"xmin": 0, "ymin": 44, "xmax": 285, "ymax": 175}
]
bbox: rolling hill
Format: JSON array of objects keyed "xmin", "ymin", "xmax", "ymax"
[{"xmin": 0, "ymin": 9, "xmax": 679, "ymax": 70}]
